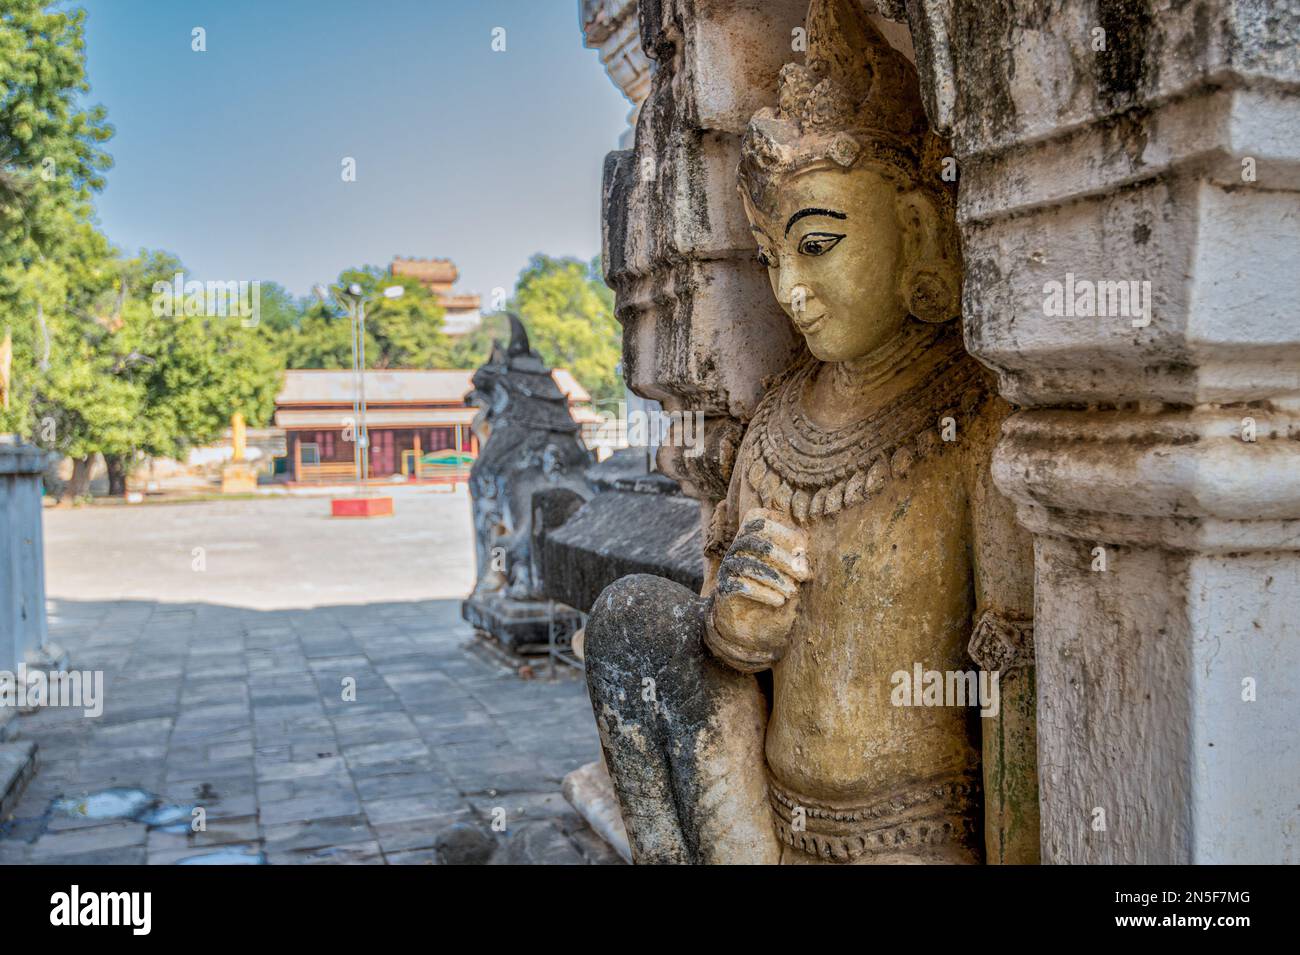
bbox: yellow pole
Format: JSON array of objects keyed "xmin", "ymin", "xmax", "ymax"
[{"xmin": 231, "ymin": 412, "xmax": 247, "ymax": 462}]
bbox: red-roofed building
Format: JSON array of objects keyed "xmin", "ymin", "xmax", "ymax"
[{"xmin": 275, "ymin": 368, "xmax": 593, "ymax": 484}]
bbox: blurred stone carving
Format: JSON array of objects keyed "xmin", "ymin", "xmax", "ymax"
[{"xmin": 461, "ymin": 315, "xmax": 593, "ymax": 652}]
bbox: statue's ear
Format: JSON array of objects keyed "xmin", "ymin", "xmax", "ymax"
[{"xmin": 895, "ymin": 189, "xmax": 961, "ymax": 323}]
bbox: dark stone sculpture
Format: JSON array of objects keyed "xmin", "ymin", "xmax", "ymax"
[
  {"xmin": 461, "ymin": 315, "xmax": 593, "ymax": 652},
  {"xmin": 537, "ymin": 449, "xmax": 703, "ymax": 614}
]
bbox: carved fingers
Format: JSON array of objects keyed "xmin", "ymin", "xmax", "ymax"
[
  {"xmin": 718, "ymin": 508, "xmax": 810, "ymax": 602},
  {"xmin": 707, "ymin": 508, "xmax": 811, "ymax": 672},
  {"xmin": 716, "ymin": 556, "xmax": 793, "ymax": 606}
]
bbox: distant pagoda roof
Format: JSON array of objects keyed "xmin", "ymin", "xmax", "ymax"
[{"xmin": 392, "ymin": 257, "xmax": 458, "ymax": 288}]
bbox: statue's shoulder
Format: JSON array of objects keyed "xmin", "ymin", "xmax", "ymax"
[
  {"xmin": 731, "ymin": 354, "xmax": 817, "ymax": 482},
  {"xmin": 746, "ymin": 353, "xmax": 818, "ymax": 435}
]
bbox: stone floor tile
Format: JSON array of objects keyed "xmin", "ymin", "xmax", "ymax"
[{"xmin": 5, "ymin": 588, "xmax": 611, "ymax": 865}]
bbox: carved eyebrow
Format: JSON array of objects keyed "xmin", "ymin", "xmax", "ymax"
[{"xmin": 784, "ymin": 207, "xmax": 847, "ymax": 236}]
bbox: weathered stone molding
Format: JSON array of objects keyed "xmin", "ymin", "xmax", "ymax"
[
  {"xmin": 901, "ymin": 0, "xmax": 1300, "ymax": 863},
  {"xmin": 967, "ymin": 608, "xmax": 1035, "ymax": 674},
  {"xmin": 582, "ymin": 0, "xmax": 652, "ymax": 144},
  {"xmin": 595, "ymin": 0, "xmax": 809, "ymax": 506}
]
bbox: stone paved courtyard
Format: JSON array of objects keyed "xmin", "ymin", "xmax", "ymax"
[{"xmin": 0, "ymin": 489, "xmax": 616, "ymax": 864}]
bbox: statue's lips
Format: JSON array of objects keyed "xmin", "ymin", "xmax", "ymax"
[{"xmin": 793, "ymin": 311, "xmax": 827, "ymax": 333}]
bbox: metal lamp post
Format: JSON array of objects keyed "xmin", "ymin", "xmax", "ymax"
[{"xmin": 313, "ymin": 282, "xmax": 404, "ymax": 495}]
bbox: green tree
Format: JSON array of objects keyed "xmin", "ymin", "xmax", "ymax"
[
  {"xmin": 449, "ymin": 310, "xmax": 509, "ymax": 369},
  {"xmin": 453, "ymin": 254, "xmax": 621, "ymax": 403},
  {"xmin": 249, "ymin": 281, "xmax": 302, "ymax": 337},
  {"xmin": 25, "ymin": 228, "xmax": 140, "ymax": 496},
  {"xmin": 2, "ymin": 7, "xmax": 286, "ymax": 496},
  {"xmin": 105, "ymin": 252, "xmax": 283, "ymax": 493},
  {"xmin": 283, "ymin": 296, "xmax": 353, "ymax": 369},
  {"xmin": 279, "ymin": 265, "xmax": 452, "ymax": 370},
  {"xmin": 0, "ymin": 1, "xmax": 112, "ymax": 430},
  {"xmin": 25, "ymin": 244, "xmax": 283, "ymax": 496}
]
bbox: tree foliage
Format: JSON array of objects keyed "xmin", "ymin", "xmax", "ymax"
[
  {"xmin": 0, "ymin": 5, "xmax": 624, "ymax": 498},
  {"xmin": 1, "ymin": 3, "xmax": 281, "ymax": 493},
  {"xmin": 22, "ymin": 243, "xmax": 281, "ymax": 484},
  {"xmin": 279, "ymin": 265, "xmax": 453, "ymax": 371},
  {"xmin": 1, "ymin": 1, "xmax": 112, "ymax": 431},
  {"xmin": 452, "ymin": 254, "xmax": 621, "ymax": 403},
  {"xmin": 0, "ymin": 1, "xmax": 111, "ymax": 262}
]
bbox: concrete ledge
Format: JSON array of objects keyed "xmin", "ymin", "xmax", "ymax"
[
  {"xmin": 462, "ymin": 594, "xmax": 581, "ymax": 655},
  {"xmin": 0, "ymin": 443, "xmax": 51, "ymax": 476},
  {"xmin": 539, "ymin": 490, "xmax": 703, "ymax": 613}
]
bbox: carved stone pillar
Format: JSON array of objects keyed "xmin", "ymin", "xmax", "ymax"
[
  {"xmin": 599, "ymin": 0, "xmax": 808, "ymax": 512},
  {"xmin": 0, "ymin": 443, "xmax": 50, "ymax": 676},
  {"xmin": 1, "ymin": 440, "xmax": 59, "ymax": 775},
  {"xmin": 582, "ymin": 0, "xmax": 653, "ymax": 147},
  {"xmin": 906, "ymin": 0, "xmax": 1300, "ymax": 863}
]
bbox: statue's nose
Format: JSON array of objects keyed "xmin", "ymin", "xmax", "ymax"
[
  {"xmin": 775, "ymin": 261, "xmax": 803, "ymax": 303},
  {"xmin": 787, "ymin": 284, "xmax": 815, "ymax": 317}
]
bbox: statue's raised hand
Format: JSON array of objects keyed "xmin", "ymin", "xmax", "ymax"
[{"xmin": 706, "ymin": 507, "xmax": 811, "ymax": 672}]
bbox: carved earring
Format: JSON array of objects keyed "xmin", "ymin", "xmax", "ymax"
[
  {"xmin": 904, "ymin": 265, "xmax": 959, "ymax": 324},
  {"xmin": 895, "ymin": 193, "xmax": 960, "ymax": 324}
]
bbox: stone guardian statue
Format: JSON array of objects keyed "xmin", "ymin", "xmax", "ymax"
[{"xmin": 462, "ymin": 314, "xmax": 594, "ymax": 651}]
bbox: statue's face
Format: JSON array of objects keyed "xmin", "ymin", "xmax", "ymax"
[{"xmin": 745, "ymin": 165, "xmax": 908, "ymax": 362}]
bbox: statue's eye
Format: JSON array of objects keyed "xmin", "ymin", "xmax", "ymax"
[
  {"xmin": 756, "ymin": 248, "xmax": 775, "ymax": 268},
  {"xmin": 797, "ymin": 232, "xmax": 845, "ymax": 257}
]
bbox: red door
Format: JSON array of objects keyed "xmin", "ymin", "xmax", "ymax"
[{"xmin": 369, "ymin": 429, "xmax": 396, "ymax": 477}]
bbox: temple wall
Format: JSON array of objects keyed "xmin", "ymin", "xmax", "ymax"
[
  {"xmin": 590, "ymin": 0, "xmax": 809, "ymax": 505},
  {"xmin": 915, "ymin": 0, "xmax": 1300, "ymax": 864}
]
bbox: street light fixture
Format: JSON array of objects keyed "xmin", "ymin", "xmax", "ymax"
[{"xmin": 313, "ymin": 282, "xmax": 404, "ymax": 494}]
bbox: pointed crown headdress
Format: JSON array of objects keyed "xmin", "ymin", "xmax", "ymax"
[{"xmin": 739, "ymin": 0, "xmax": 952, "ymax": 213}]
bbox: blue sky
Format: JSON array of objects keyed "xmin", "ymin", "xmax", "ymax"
[{"xmin": 73, "ymin": 0, "xmax": 632, "ymax": 300}]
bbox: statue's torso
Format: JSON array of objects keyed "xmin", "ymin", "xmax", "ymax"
[{"xmin": 725, "ymin": 328, "xmax": 1000, "ymax": 861}]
